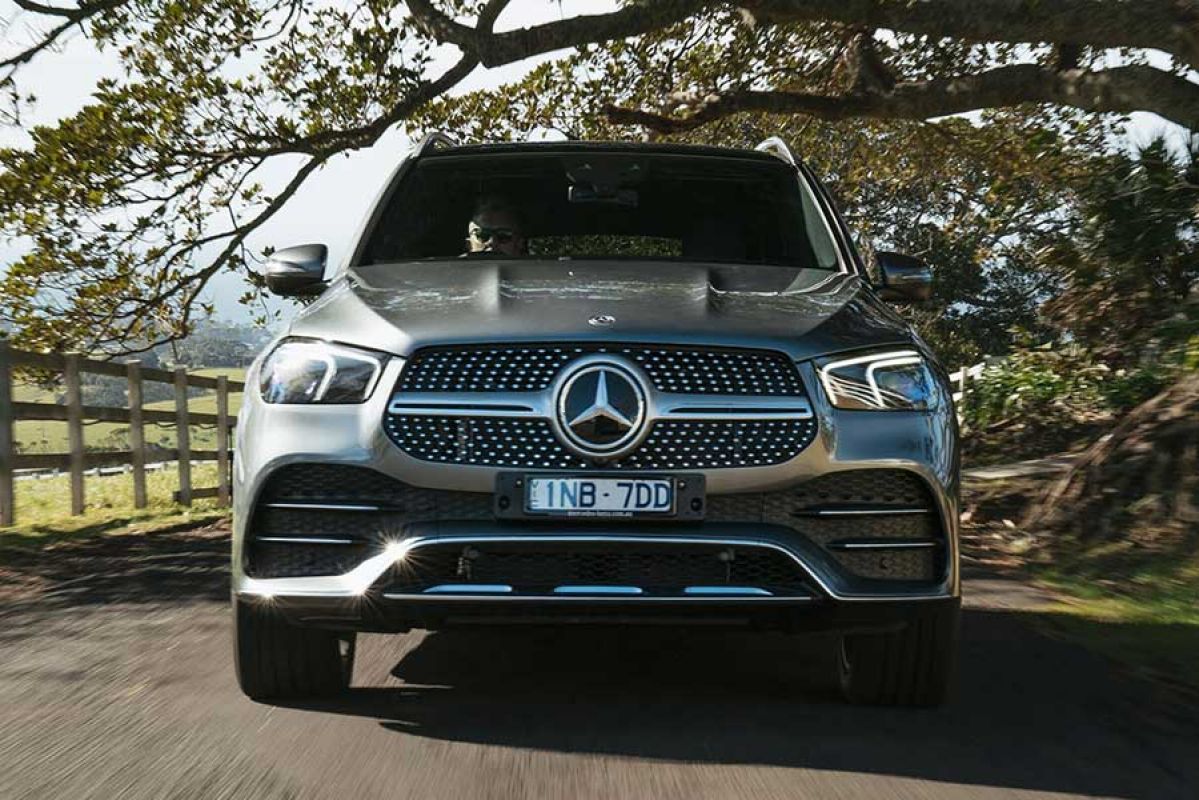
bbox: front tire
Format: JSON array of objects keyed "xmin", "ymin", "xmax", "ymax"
[
  {"xmin": 838, "ymin": 601, "xmax": 959, "ymax": 707},
  {"xmin": 234, "ymin": 597, "xmax": 355, "ymax": 701}
]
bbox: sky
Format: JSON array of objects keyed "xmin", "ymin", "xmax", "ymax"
[{"xmin": 0, "ymin": 1, "xmax": 1190, "ymax": 335}]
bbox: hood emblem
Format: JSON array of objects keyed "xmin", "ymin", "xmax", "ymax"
[
  {"xmin": 588, "ymin": 314, "xmax": 616, "ymax": 327},
  {"xmin": 555, "ymin": 359, "xmax": 647, "ymax": 459}
]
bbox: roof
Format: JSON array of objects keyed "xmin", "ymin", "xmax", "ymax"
[{"xmin": 419, "ymin": 139, "xmax": 784, "ymax": 164}]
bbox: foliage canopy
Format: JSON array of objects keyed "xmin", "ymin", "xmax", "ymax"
[{"xmin": 0, "ymin": 0, "xmax": 1195, "ymax": 353}]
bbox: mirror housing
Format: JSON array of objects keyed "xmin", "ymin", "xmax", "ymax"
[
  {"xmin": 264, "ymin": 244, "xmax": 328, "ymax": 297},
  {"xmin": 876, "ymin": 251, "xmax": 932, "ymax": 303}
]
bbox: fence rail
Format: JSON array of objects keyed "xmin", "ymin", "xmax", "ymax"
[
  {"xmin": 948, "ymin": 361, "xmax": 987, "ymax": 405},
  {"xmin": 0, "ymin": 341, "xmax": 245, "ymax": 526}
]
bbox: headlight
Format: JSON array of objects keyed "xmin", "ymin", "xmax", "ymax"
[
  {"xmin": 817, "ymin": 349, "xmax": 937, "ymax": 411},
  {"xmin": 259, "ymin": 339, "xmax": 386, "ymax": 404}
]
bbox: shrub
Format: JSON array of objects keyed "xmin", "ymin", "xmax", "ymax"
[
  {"xmin": 1099, "ymin": 366, "xmax": 1172, "ymax": 412},
  {"xmin": 961, "ymin": 344, "xmax": 1109, "ymax": 431}
]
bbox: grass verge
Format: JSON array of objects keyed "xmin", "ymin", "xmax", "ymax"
[
  {"xmin": 1, "ymin": 463, "xmax": 229, "ymax": 557},
  {"xmin": 1034, "ymin": 549, "xmax": 1199, "ymax": 698}
]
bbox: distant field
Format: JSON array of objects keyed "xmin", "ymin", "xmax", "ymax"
[
  {"xmin": 12, "ymin": 367, "xmax": 247, "ymax": 455},
  {"xmin": 12, "ymin": 383, "xmax": 56, "ymax": 403}
]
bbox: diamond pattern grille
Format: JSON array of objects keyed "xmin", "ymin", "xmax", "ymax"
[
  {"xmin": 397, "ymin": 344, "xmax": 805, "ymax": 395},
  {"xmin": 384, "ymin": 416, "xmax": 817, "ymax": 470}
]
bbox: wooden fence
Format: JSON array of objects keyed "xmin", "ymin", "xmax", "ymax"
[
  {"xmin": 0, "ymin": 341, "xmax": 244, "ymax": 526},
  {"xmin": 949, "ymin": 361, "xmax": 987, "ymax": 406}
]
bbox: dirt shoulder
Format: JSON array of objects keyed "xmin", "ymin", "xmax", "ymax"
[
  {"xmin": 0, "ymin": 517, "xmax": 229, "ymax": 608},
  {"xmin": 962, "ymin": 472, "xmax": 1199, "ymax": 701}
]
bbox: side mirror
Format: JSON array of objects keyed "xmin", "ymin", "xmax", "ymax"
[
  {"xmin": 264, "ymin": 244, "xmax": 328, "ymax": 297},
  {"xmin": 876, "ymin": 251, "xmax": 932, "ymax": 303}
]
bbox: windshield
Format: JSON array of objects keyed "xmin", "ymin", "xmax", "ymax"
[{"xmin": 359, "ymin": 151, "xmax": 841, "ymax": 270}]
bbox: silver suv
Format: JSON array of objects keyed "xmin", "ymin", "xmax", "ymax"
[{"xmin": 232, "ymin": 136, "xmax": 960, "ymax": 706}]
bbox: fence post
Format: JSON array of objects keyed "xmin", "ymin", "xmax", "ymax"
[
  {"xmin": 0, "ymin": 340, "xmax": 14, "ymax": 526},
  {"xmin": 958, "ymin": 364, "xmax": 968, "ymax": 400},
  {"xmin": 216, "ymin": 375, "xmax": 231, "ymax": 507},
  {"xmin": 126, "ymin": 360, "xmax": 147, "ymax": 509},
  {"xmin": 64, "ymin": 353, "xmax": 85, "ymax": 516},
  {"xmin": 174, "ymin": 367, "xmax": 192, "ymax": 506}
]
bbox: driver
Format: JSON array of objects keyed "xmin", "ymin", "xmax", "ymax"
[{"xmin": 465, "ymin": 196, "xmax": 526, "ymax": 256}]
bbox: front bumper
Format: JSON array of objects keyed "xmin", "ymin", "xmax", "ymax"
[
  {"xmin": 233, "ymin": 358, "xmax": 960, "ymax": 630},
  {"xmin": 239, "ymin": 537, "xmax": 955, "ymax": 633}
]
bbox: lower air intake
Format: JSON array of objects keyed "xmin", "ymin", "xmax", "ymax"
[{"xmin": 386, "ymin": 540, "xmax": 812, "ymax": 596}]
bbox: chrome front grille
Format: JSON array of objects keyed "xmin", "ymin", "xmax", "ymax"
[
  {"xmin": 397, "ymin": 343, "xmax": 805, "ymax": 395},
  {"xmin": 386, "ymin": 416, "xmax": 586, "ymax": 469},
  {"xmin": 387, "ymin": 343, "xmax": 817, "ymax": 470},
  {"xmin": 620, "ymin": 420, "xmax": 816, "ymax": 470},
  {"xmin": 385, "ymin": 415, "xmax": 817, "ymax": 470}
]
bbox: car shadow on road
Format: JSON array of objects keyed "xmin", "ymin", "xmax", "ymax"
[
  {"xmin": 0, "ymin": 522, "xmax": 229, "ymax": 614},
  {"xmin": 290, "ymin": 609, "xmax": 1199, "ymax": 798}
]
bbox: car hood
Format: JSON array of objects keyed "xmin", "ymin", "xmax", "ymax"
[{"xmin": 288, "ymin": 259, "xmax": 916, "ymax": 361}]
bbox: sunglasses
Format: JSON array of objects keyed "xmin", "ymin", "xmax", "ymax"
[{"xmin": 469, "ymin": 225, "xmax": 516, "ymax": 245}]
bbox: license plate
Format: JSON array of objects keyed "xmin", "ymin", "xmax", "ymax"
[{"xmin": 527, "ymin": 477, "xmax": 674, "ymax": 516}]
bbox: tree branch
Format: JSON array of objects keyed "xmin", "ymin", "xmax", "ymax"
[
  {"xmin": 476, "ymin": 0, "xmax": 512, "ymax": 33},
  {"xmin": 406, "ymin": 0, "xmax": 720, "ymax": 67},
  {"xmin": 117, "ymin": 51, "xmax": 482, "ymax": 350},
  {"xmin": 746, "ymin": 0, "xmax": 1199, "ymax": 72},
  {"xmin": 606, "ymin": 63, "xmax": 1199, "ymax": 132},
  {"xmin": 409, "ymin": 0, "xmax": 1198, "ymax": 74},
  {"xmin": 0, "ymin": 50, "xmax": 482, "ymax": 354},
  {"xmin": 2, "ymin": 0, "xmax": 132, "ymax": 70}
]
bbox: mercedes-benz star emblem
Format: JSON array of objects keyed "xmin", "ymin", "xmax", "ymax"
[
  {"xmin": 554, "ymin": 359, "xmax": 647, "ymax": 459},
  {"xmin": 588, "ymin": 314, "xmax": 616, "ymax": 327}
]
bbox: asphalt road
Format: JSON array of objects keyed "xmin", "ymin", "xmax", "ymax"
[{"xmin": 1, "ymin": 524, "xmax": 1197, "ymax": 800}]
